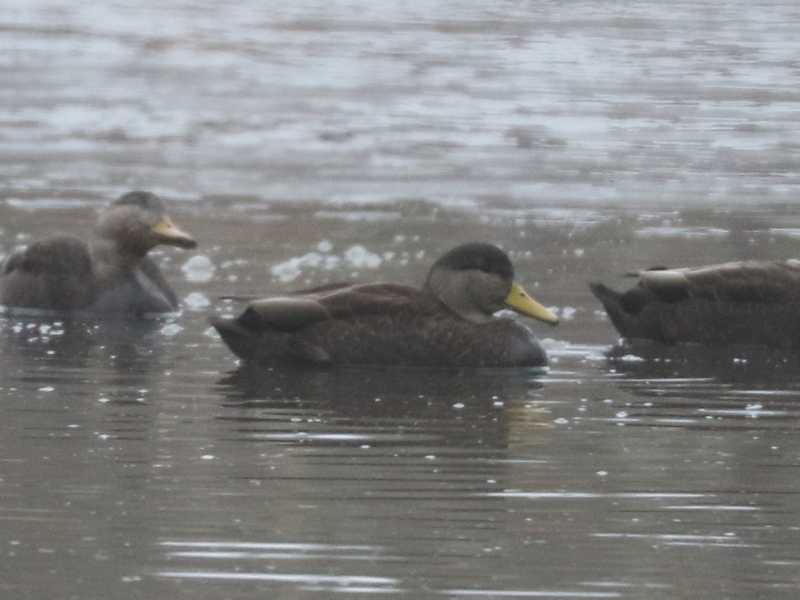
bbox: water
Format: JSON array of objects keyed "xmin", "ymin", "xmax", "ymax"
[{"xmin": 3, "ymin": 1, "xmax": 800, "ymax": 598}]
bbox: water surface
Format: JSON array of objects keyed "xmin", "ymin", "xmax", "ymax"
[{"xmin": 3, "ymin": 1, "xmax": 800, "ymax": 598}]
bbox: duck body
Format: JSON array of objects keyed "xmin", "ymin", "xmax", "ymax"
[
  {"xmin": 0, "ymin": 235, "xmax": 96, "ymax": 311},
  {"xmin": 591, "ymin": 259, "xmax": 800, "ymax": 349},
  {"xmin": 214, "ymin": 283, "xmax": 547, "ymax": 367},
  {"xmin": 213, "ymin": 243, "xmax": 558, "ymax": 368},
  {"xmin": 0, "ymin": 191, "xmax": 196, "ymax": 316}
]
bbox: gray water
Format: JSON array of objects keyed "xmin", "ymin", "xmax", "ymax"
[{"xmin": 3, "ymin": 1, "xmax": 800, "ymax": 598}]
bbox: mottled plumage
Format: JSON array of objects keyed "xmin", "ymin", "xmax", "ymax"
[
  {"xmin": 591, "ymin": 259, "xmax": 800, "ymax": 348},
  {"xmin": 213, "ymin": 243, "xmax": 559, "ymax": 367},
  {"xmin": 0, "ymin": 191, "xmax": 197, "ymax": 316}
]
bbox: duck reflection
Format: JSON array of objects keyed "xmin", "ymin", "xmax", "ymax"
[
  {"xmin": 605, "ymin": 340, "xmax": 800, "ymax": 385},
  {"xmin": 216, "ymin": 365, "xmax": 546, "ymax": 451},
  {"xmin": 0, "ymin": 314, "xmax": 171, "ymax": 385},
  {"xmin": 149, "ymin": 366, "xmax": 552, "ymax": 589}
]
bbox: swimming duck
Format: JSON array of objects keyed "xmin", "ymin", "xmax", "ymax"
[
  {"xmin": 591, "ymin": 259, "xmax": 800, "ymax": 349},
  {"xmin": 0, "ymin": 191, "xmax": 197, "ymax": 315},
  {"xmin": 212, "ymin": 243, "xmax": 559, "ymax": 367}
]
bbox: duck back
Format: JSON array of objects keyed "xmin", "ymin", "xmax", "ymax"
[{"xmin": 0, "ymin": 236, "xmax": 96, "ymax": 310}]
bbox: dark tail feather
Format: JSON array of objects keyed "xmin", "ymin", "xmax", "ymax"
[
  {"xmin": 589, "ymin": 282, "xmax": 633, "ymax": 339},
  {"xmin": 210, "ymin": 316, "xmax": 258, "ymax": 361},
  {"xmin": 589, "ymin": 282, "xmax": 621, "ymax": 309}
]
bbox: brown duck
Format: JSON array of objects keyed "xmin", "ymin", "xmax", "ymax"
[
  {"xmin": 591, "ymin": 259, "xmax": 800, "ymax": 349},
  {"xmin": 212, "ymin": 243, "xmax": 559, "ymax": 367},
  {"xmin": 0, "ymin": 191, "xmax": 197, "ymax": 316}
]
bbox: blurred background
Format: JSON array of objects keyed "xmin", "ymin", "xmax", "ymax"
[{"xmin": 4, "ymin": 1, "xmax": 800, "ymax": 206}]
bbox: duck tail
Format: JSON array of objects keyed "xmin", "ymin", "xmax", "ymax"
[
  {"xmin": 210, "ymin": 316, "xmax": 258, "ymax": 361},
  {"xmin": 589, "ymin": 281, "xmax": 620, "ymax": 307},
  {"xmin": 589, "ymin": 282, "xmax": 634, "ymax": 339}
]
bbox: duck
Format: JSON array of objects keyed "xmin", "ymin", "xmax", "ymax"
[
  {"xmin": 212, "ymin": 242, "xmax": 559, "ymax": 367},
  {"xmin": 0, "ymin": 191, "xmax": 197, "ymax": 316},
  {"xmin": 590, "ymin": 259, "xmax": 800, "ymax": 349}
]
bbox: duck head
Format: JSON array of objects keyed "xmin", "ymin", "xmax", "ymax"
[
  {"xmin": 425, "ymin": 242, "xmax": 559, "ymax": 325},
  {"xmin": 96, "ymin": 191, "xmax": 197, "ymax": 255}
]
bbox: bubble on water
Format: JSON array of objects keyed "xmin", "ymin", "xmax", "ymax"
[
  {"xmin": 561, "ymin": 306, "xmax": 577, "ymax": 320},
  {"xmin": 160, "ymin": 323, "xmax": 183, "ymax": 337},
  {"xmin": 596, "ymin": 470, "xmax": 608, "ymax": 477},
  {"xmin": 184, "ymin": 292, "xmax": 210, "ymax": 310},
  {"xmin": 38, "ymin": 386, "xmax": 54, "ymax": 392},
  {"xmin": 344, "ymin": 245, "xmax": 382, "ymax": 269},
  {"xmin": 452, "ymin": 402, "xmax": 465, "ymax": 409},
  {"xmin": 620, "ymin": 354, "xmax": 645, "ymax": 362},
  {"xmin": 271, "ymin": 252, "xmax": 325, "ymax": 282},
  {"xmin": 323, "ymin": 255, "xmax": 341, "ymax": 270},
  {"xmin": 317, "ymin": 239, "xmax": 333, "ymax": 253},
  {"xmin": 201, "ymin": 454, "xmax": 215, "ymax": 460},
  {"xmin": 181, "ymin": 255, "xmax": 216, "ymax": 283},
  {"xmin": 554, "ymin": 417, "xmax": 568, "ymax": 424}
]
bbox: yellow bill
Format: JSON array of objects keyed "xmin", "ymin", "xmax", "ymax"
[
  {"xmin": 151, "ymin": 216, "xmax": 197, "ymax": 249},
  {"xmin": 504, "ymin": 281, "xmax": 559, "ymax": 325}
]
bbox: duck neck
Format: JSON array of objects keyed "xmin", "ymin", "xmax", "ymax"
[{"xmin": 91, "ymin": 236, "xmax": 150, "ymax": 272}]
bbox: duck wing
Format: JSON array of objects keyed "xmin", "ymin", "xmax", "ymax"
[
  {"xmin": 636, "ymin": 260, "xmax": 800, "ymax": 304},
  {"xmin": 211, "ymin": 283, "xmax": 423, "ymax": 364},
  {"xmin": 0, "ymin": 235, "xmax": 96, "ymax": 310},
  {"xmin": 239, "ymin": 283, "xmax": 421, "ymax": 332}
]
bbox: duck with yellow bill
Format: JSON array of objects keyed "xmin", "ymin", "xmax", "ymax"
[
  {"xmin": 212, "ymin": 242, "xmax": 558, "ymax": 367},
  {"xmin": 0, "ymin": 191, "xmax": 197, "ymax": 316}
]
